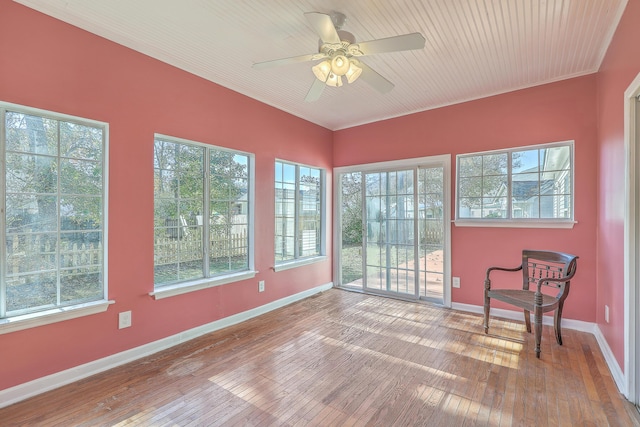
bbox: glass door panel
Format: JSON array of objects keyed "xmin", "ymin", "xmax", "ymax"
[
  {"xmin": 340, "ymin": 172, "xmax": 364, "ymax": 288},
  {"xmin": 418, "ymin": 167, "xmax": 444, "ymax": 303},
  {"xmin": 364, "ymin": 170, "xmax": 417, "ymax": 298}
]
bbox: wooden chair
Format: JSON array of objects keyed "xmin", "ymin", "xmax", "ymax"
[{"xmin": 483, "ymin": 249, "xmax": 578, "ymax": 358}]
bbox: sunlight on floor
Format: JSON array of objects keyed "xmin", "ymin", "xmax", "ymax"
[{"xmin": 346, "ymin": 300, "xmax": 524, "ymax": 369}]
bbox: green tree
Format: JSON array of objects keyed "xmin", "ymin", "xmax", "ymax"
[
  {"xmin": 341, "ymin": 172, "xmax": 363, "ymax": 245},
  {"xmin": 154, "ymin": 141, "xmax": 247, "ymax": 231},
  {"xmin": 458, "ymin": 152, "xmax": 522, "ymax": 212},
  {"xmin": 153, "ymin": 140, "xmax": 204, "ymax": 233},
  {"xmin": 6, "ymin": 112, "xmax": 103, "ymax": 233},
  {"xmin": 209, "ymin": 151, "xmax": 248, "ymax": 243}
]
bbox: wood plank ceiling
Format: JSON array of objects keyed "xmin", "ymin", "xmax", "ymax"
[{"xmin": 14, "ymin": 0, "xmax": 627, "ymax": 130}]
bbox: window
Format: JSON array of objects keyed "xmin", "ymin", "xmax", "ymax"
[
  {"xmin": 153, "ymin": 135, "xmax": 253, "ymax": 291},
  {"xmin": 1, "ymin": 105, "xmax": 107, "ymax": 320},
  {"xmin": 456, "ymin": 141, "xmax": 574, "ymax": 224},
  {"xmin": 275, "ymin": 161, "xmax": 324, "ymax": 265}
]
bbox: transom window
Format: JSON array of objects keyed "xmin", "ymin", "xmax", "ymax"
[
  {"xmin": 1, "ymin": 105, "xmax": 107, "ymax": 319},
  {"xmin": 275, "ymin": 161, "xmax": 324, "ymax": 264},
  {"xmin": 456, "ymin": 141, "xmax": 574, "ymax": 223},
  {"xmin": 153, "ymin": 136, "xmax": 253, "ymax": 288}
]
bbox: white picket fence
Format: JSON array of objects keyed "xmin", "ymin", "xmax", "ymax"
[
  {"xmin": 6, "ymin": 236, "xmax": 102, "ymax": 277},
  {"xmin": 420, "ymin": 219, "xmax": 444, "ymax": 244},
  {"xmin": 6, "ymin": 229, "xmax": 248, "ymax": 278},
  {"xmin": 154, "ymin": 229, "xmax": 248, "ymax": 265}
]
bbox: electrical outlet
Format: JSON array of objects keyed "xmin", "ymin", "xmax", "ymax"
[
  {"xmin": 452, "ymin": 277, "xmax": 461, "ymax": 288},
  {"xmin": 605, "ymin": 305, "xmax": 610, "ymax": 323},
  {"xmin": 118, "ymin": 311, "xmax": 132, "ymax": 329},
  {"xmin": 258, "ymin": 280, "xmax": 265, "ymax": 292}
]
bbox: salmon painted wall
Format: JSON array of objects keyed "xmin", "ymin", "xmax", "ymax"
[
  {"xmin": 0, "ymin": 1, "xmax": 332, "ymax": 390},
  {"xmin": 596, "ymin": 0, "xmax": 640, "ymax": 369},
  {"xmin": 335, "ymin": 76, "xmax": 598, "ymax": 322}
]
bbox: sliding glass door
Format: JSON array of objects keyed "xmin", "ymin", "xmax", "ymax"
[{"xmin": 335, "ymin": 156, "xmax": 450, "ymax": 305}]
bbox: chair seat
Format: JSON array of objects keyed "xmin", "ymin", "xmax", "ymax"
[{"xmin": 487, "ymin": 288, "xmax": 559, "ymax": 312}]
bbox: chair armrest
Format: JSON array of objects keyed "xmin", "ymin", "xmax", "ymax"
[
  {"xmin": 485, "ymin": 265, "xmax": 522, "ymax": 282},
  {"xmin": 484, "ymin": 265, "xmax": 522, "ymax": 291}
]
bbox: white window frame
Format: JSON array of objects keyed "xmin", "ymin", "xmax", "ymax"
[
  {"xmin": 274, "ymin": 160, "xmax": 326, "ymax": 272},
  {"xmin": 454, "ymin": 140, "xmax": 576, "ymax": 229},
  {"xmin": 0, "ymin": 102, "xmax": 111, "ymax": 334},
  {"xmin": 150, "ymin": 134, "xmax": 255, "ymax": 300}
]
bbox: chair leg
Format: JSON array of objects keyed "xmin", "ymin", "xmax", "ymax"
[
  {"xmin": 534, "ymin": 307, "xmax": 542, "ymax": 359},
  {"xmin": 523, "ymin": 310, "xmax": 531, "ymax": 333},
  {"xmin": 483, "ymin": 296, "xmax": 490, "ymax": 334},
  {"xmin": 484, "ymin": 279, "xmax": 491, "ymax": 334},
  {"xmin": 554, "ymin": 303, "xmax": 564, "ymax": 345}
]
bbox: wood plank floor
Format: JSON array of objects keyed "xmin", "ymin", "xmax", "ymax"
[{"xmin": 1, "ymin": 289, "xmax": 639, "ymax": 426}]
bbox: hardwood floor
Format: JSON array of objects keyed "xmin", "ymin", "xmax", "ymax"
[{"xmin": 2, "ymin": 289, "xmax": 638, "ymax": 426}]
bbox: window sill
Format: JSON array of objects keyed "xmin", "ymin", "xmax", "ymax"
[
  {"xmin": 273, "ymin": 256, "xmax": 328, "ymax": 272},
  {"xmin": 454, "ymin": 219, "xmax": 577, "ymax": 229},
  {"xmin": 0, "ymin": 299, "xmax": 114, "ymax": 335},
  {"xmin": 150, "ymin": 270, "xmax": 258, "ymax": 300}
]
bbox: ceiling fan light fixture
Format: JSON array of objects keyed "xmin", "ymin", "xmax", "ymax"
[
  {"xmin": 345, "ymin": 61, "xmax": 362, "ymax": 84},
  {"xmin": 325, "ymin": 73, "xmax": 343, "ymax": 87},
  {"xmin": 330, "ymin": 54, "xmax": 350, "ymax": 76},
  {"xmin": 312, "ymin": 60, "xmax": 331, "ymax": 81},
  {"xmin": 312, "ymin": 59, "xmax": 346, "ymax": 87}
]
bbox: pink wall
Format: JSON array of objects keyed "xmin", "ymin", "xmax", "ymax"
[
  {"xmin": 596, "ymin": 0, "xmax": 640, "ymax": 369},
  {"xmin": 0, "ymin": 1, "xmax": 332, "ymax": 390},
  {"xmin": 335, "ymin": 76, "xmax": 599, "ymax": 322}
]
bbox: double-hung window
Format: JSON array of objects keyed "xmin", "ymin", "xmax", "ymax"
[
  {"xmin": 153, "ymin": 135, "xmax": 254, "ymax": 297},
  {"xmin": 1, "ymin": 104, "xmax": 107, "ymax": 324},
  {"xmin": 275, "ymin": 161, "xmax": 325, "ymax": 268},
  {"xmin": 456, "ymin": 141, "xmax": 574, "ymax": 226}
]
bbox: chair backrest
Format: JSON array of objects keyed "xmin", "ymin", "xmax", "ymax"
[{"xmin": 521, "ymin": 250, "xmax": 578, "ymax": 294}]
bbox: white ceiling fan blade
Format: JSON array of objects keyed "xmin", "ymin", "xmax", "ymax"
[
  {"xmin": 358, "ymin": 61, "xmax": 394, "ymax": 94},
  {"xmin": 253, "ymin": 53, "xmax": 325, "ymax": 70},
  {"xmin": 355, "ymin": 33, "xmax": 426, "ymax": 56},
  {"xmin": 304, "ymin": 12, "xmax": 341, "ymax": 44},
  {"xmin": 305, "ymin": 78, "xmax": 326, "ymax": 102}
]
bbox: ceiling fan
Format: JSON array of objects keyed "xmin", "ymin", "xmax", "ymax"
[{"xmin": 252, "ymin": 11, "xmax": 426, "ymax": 102}]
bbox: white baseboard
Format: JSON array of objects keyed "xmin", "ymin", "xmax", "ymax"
[
  {"xmin": 0, "ymin": 282, "xmax": 333, "ymax": 409},
  {"xmin": 451, "ymin": 302, "xmax": 629, "ymax": 388},
  {"xmin": 593, "ymin": 324, "xmax": 626, "ymax": 394},
  {"xmin": 451, "ymin": 302, "xmax": 596, "ymax": 333}
]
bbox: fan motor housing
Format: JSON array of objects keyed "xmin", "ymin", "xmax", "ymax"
[
  {"xmin": 337, "ymin": 30, "xmax": 356, "ymax": 45},
  {"xmin": 317, "ymin": 30, "xmax": 356, "ymax": 53}
]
